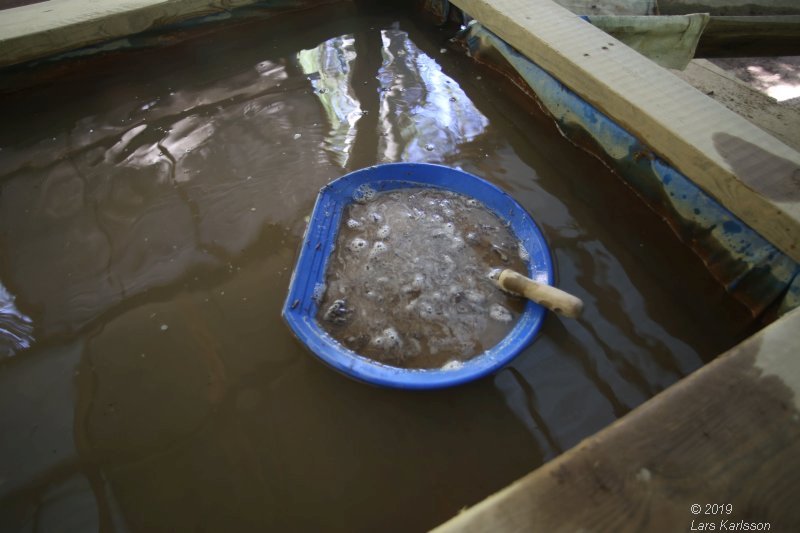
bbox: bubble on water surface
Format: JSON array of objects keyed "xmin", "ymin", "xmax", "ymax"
[
  {"xmin": 419, "ymin": 302, "xmax": 437, "ymax": 319},
  {"xmin": 369, "ymin": 241, "xmax": 388, "ymax": 258},
  {"xmin": 353, "ymin": 184, "xmax": 376, "ymax": 204},
  {"xmin": 489, "ymin": 304, "xmax": 512, "ymax": 322},
  {"xmin": 349, "ymin": 238, "xmax": 369, "ymax": 252},
  {"xmin": 371, "ymin": 327, "xmax": 402, "ymax": 352}
]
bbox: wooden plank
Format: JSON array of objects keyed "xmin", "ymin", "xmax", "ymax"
[
  {"xmin": 697, "ymin": 16, "xmax": 800, "ymax": 57},
  {"xmin": 434, "ymin": 307, "xmax": 800, "ymax": 532},
  {"xmin": 450, "ymin": 0, "xmax": 800, "ymax": 263},
  {"xmin": 0, "ymin": 0, "xmax": 263, "ymax": 68}
]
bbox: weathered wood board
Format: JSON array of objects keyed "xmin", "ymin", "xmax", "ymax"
[
  {"xmin": 0, "ymin": 0, "xmax": 263, "ymax": 67},
  {"xmin": 450, "ymin": 0, "xmax": 800, "ymax": 264},
  {"xmin": 434, "ymin": 307, "xmax": 800, "ymax": 532}
]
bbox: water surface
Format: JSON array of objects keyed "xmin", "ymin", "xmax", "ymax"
[{"xmin": 0, "ymin": 4, "xmax": 755, "ymax": 532}]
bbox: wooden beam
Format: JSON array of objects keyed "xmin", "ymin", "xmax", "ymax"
[
  {"xmin": 0, "ymin": 0, "xmax": 263, "ymax": 68},
  {"xmin": 434, "ymin": 308, "xmax": 800, "ymax": 532},
  {"xmin": 697, "ymin": 16, "xmax": 800, "ymax": 57},
  {"xmin": 450, "ymin": 0, "xmax": 800, "ymax": 263}
]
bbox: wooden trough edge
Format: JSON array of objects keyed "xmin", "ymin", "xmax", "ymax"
[
  {"xmin": 433, "ymin": 306, "xmax": 800, "ymax": 532},
  {"xmin": 450, "ymin": 0, "xmax": 800, "ymax": 265},
  {"xmin": 0, "ymin": 0, "xmax": 266, "ymax": 68},
  {"xmin": 2, "ymin": 2, "xmax": 799, "ymax": 527},
  {"xmin": 457, "ymin": 20, "xmax": 798, "ymax": 316}
]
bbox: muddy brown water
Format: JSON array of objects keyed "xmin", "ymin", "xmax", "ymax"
[
  {"xmin": 318, "ymin": 188, "xmax": 528, "ymax": 369},
  {"xmin": 0, "ymin": 3, "xmax": 755, "ymax": 532}
]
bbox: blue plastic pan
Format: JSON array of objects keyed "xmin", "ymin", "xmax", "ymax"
[{"xmin": 282, "ymin": 162, "xmax": 552, "ymax": 389}]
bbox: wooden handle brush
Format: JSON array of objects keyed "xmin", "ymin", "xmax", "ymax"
[{"xmin": 491, "ymin": 269, "xmax": 583, "ymax": 319}]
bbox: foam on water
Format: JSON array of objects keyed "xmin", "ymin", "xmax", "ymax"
[
  {"xmin": 353, "ymin": 184, "xmax": 376, "ymax": 204},
  {"xmin": 518, "ymin": 243, "xmax": 530, "ymax": 262},
  {"xmin": 312, "ymin": 283, "xmax": 327, "ymax": 305},
  {"xmin": 369, "ymin": 241, "xmax": 389, "ymax": 258},
  {"xmin": 349, "ymin": 238, "xmax": 369, "ymax": 252},
  {"xmin": 489, "ymin": 304, "xmax": 513, "ymax": 322},
  {"xmin": 441, "ymin": 360, "xmax": 464, "ymax": 371},
  {"xmin": 376, "ymin": 224, "xmax": 391, "ymax": 239},
  {"xmin": 317, "ymin": 188, "xmax": 527, "ymax": 369}
]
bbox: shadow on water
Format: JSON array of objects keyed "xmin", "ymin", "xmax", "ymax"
[{"xmin": 0, "ymin": 3, "xmax": 757, "ymax": 531}]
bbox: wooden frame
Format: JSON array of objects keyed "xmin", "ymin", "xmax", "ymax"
[
  {"xmin": 2, "ymin": 0, "xmax": 799, "ymax": 529},
  {"xmin": 451, "ymin": 0, "xmax": 800, "ymax": 264},
  {"xmin": 434, "ymin": 307, "xmax": 800, "ymax": 532}
]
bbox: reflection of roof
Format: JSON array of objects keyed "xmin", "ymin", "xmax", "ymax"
[
  {"xmin": 298, "ymin": 36, "xmax": 361, "ymax": 167},
  {"xmin": 376, "ymin": 29, "xmax": 489, "ymax": 163},
  {"xmin": 299, "ymin": 29, "xmax": 489, "ymax": 167}
]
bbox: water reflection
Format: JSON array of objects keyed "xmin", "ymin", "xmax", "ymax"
[
  {"xmin": 0, "ymin": 281, "xmax": 34, "ymax": 357},
  {"xmin": 0, "ymin": 7, "xmax": 754, "ymax": 532},
  {"xmin": 376, "ymin": 29, "xmax": 488, "ymax": 162},
  {"xmin": 299, "ymin": 28, "xmax": 489, "ymax": 167},
  {"xmin": 0, "ymin": 25, "xmax": 494, "ymax": 340},
  {"xmin": 298, "ymin": 35, "xmax": 362, "ymax": 167},
  {"xmin": 0, "ymin": 54, "xmax": 332, "ymax": 338}
]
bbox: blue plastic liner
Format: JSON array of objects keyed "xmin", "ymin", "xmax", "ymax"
[{"xmin": 282, "ymin": 163, "xmax": 553, "ymax": 389}]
